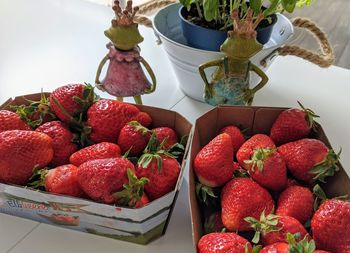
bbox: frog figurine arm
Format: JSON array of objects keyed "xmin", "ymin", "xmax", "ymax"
[
  {"xmin": 95, "ymin": 55, "xmax": 109, "ymax": 90},
  {"xmin": 244, "ymin": 63, "xmax": 269, "ymax": 105},
  {"xmin": 198, "ymin": 60, "xmax": 222, "ymax": 98},
  {"xmin": 140, "ymin": 57, "xmax": 156, "ymax": 94}
]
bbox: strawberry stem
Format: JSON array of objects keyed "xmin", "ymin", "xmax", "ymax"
[
  {"xmin": 297, "ymin": 101, "xmax": 320, "ymax": 131},
  {"xmin": 244, "ymin": 148, "xmax": 275, "ymax": 172},
  {"xmin": 310, "ymin": 149, "xmax": 341, "ymax": 183},
  {"xmin": 244, "ymin": 210, "xmax": 281, "ymax": 244},
  {"xmin": 113, "ymin": 168, "xmax": 149, "ymax": 208}
]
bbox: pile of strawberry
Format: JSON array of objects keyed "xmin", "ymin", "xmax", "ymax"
[
  {"xmin": 0, "ymin": 84, "xmax": 186, "ymax": 208},
  {"xmin": 194, "ymin": 103, "xmax": 349, "ymax": 253}
]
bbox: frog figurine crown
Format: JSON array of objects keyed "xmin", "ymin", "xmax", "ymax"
[
  {"xmin": 111, "ymin": 0, "xmax": 139, "ymax": 27},
  {"xmin": 229, "ymin": 9, "xmax": 264, "ymax": 39}
]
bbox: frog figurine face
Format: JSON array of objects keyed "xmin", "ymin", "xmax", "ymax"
[
  {"xmin": 220, "ymin": 10, "xmax": 263, "ymax": 60},
  {"xmin": 104, "ymin": 0, "xmax": 144, "ymax": 51}
]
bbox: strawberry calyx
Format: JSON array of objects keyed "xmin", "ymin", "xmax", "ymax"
[
  {"xmin": 11, "ymin": 92, "xmax": 56, "ymax": 129},
  {"xmin": 313, "ymin": 184, "xmax": 349, "ymax": 211},
  {"xmin": 297, "ymin": 101, "xmax": 320, "ymax": 131},
  {"xmin": 244, "ymin": 210, "xmax": 281, "ymax": 244},
  {"xmin": 287, "ymin": 233, "xmax": 315, "ymax": 253},
  {"xmin": 244, "ymin": 148, "xmax": 275, "ymax": 172},
  {"xmin": 138, "ymin": 133, "xmax": 176, "ymax": 172},
  {"xmin": 128, "ymin": 121, "xmax": 150, "ymax": 135},
  {"xmin": 310, "ymin": 149, "xmax": 341, "ymax": 183},
  {"xmin": 246, "ymin": 245, "xmax": 262, "ymax": 253},
  {"xmin": 72, "ymin": 83, "xmax": 99, "ymax": 121},
  {"xmin": 28, "ymin": 166, "xmax": 49, "ymax": 189},
  {"xmin": 113, "ymin": 168, "xmax": 149, "ymax": 208},
  {"xmin": 195, "ymin": 182, "xmax": 218, "ymax": 206}
]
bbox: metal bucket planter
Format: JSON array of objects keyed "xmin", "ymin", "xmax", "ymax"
[{"xmin": 153, "ymin": 3, "xmax": 294, "ymax": 102}]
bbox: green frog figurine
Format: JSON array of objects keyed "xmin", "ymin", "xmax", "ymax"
[
  {"xmin": 95, "ymin": 0, "xmax": 156, "ymax": 104},
  {"xmin": 199, "ymin": 9, "xmax": 268, "ymax": 106}
]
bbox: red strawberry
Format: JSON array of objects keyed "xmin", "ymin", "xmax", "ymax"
[
  {"xmin": 245, "ymin": 213, "xmax": 310, "ymax": 245},
  {"xmin": 259, "ymin": 242, "xmax": 289, "ymax": 253},
  {"xmin": 197, "ymin": 232, "xmax": 252, "ymax": 253},
  {"xmin": 194, "ymin": 133, "xmax": 234, "ymax": 187},
  {"xmin": 69, "ymin": 142, "xmax": 121, "ymax": 166},
  {"xmin": 270, "ymin": 102, "xmax": 319, "ymax": 145},
  {"xmin": 30, "ymin": 165, "xmax": 84, "ymax": 197},
  {"xmin": 0, "ymin": 130, "xmax": 53, "ymax": 185},
  {"xmin": 49, "ymin": 84, "xmax": 95, "ymax": 123},
  {"xmin": 245, "ymin": 148, "xmax": 287, "ymax": 191},
  {"xmin": 77, "ymin": 157, "xmax": 135, "ymax": 204},
  {"xmin": 278, "ymin": 139, "xmax": 340, "ymax": 183},
  {"xmin": 87, "ymin": 99, "xmax": 152, "ymax": 143},
  {"xmin": 114, "ymin": 168, "xmax": 149, "ymax": 208},
  {"xmin": 117, "ymin": 121, "xmax": 150, "ymax": 156},
  {"xmin": 260, "ymin": 234, "xmax": 329, "ymax": 253},
  {"xmin": 134, "ymin": 193, "xmax": 149, "ymax": 208},
  {"xmin": 12, "ymin": 93, "xmax": 56, "ymax": 129},
  {"xmin": 311, "ymin": 199, "xmax": 350, "ymax": 253},
  {"xmin": 276, "ymin": 186, "xmax": 314, "ymax": 225},
  {"xmin": 136, "ymin": 155, "xmax": 180, "ymax": 200},
  {"xmin": 236, "ymin": 134, "xmax": 275, "ymax": 167},
  {"xmin": 221, "ymin": 178, "xmax": 274, "ymax": 231},
  {"xmin": 219, "ymin": 125, "xmax": 245, "ymax": 154},
  {"xmin": 36, "ymin": 121, "xmax": 77, "ymax": 166},
  {"xmin": 152, "ymin": 127, "xmax": 178, "ymax": 150},
  {"xmin": 0, "ymin": 110, "xmax": 30, "ymax": 132}
]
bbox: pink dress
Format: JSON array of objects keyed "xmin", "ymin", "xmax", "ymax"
[{"xmin": 102, "ymin": 43, "xmax": 151, "ymax": 97}]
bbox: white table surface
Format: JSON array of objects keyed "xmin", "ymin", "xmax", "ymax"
[{"xmin": 0, "ymin": 0, "xmax": 349, "ymax": 252}]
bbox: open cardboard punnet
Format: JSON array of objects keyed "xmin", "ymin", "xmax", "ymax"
[
  {"xmin": 0, "ymin": 93, "xmax": 192, "ymax": 245},
  {"xmin": 189, "ymin": 105, "xmax": 350, "ymax": 251}
]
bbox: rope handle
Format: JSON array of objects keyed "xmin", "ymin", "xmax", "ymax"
[
  {"xmin": 134, "ymin": 0, "xmax": 177, "ymax": 28},
  {"xmin": 277, "ymin": 17, "xmax": 334, "ymax": 68}
]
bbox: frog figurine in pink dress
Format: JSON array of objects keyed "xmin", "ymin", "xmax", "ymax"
[{"xmin": 95, "ymin": 0, "xmax": 156, "ymax": 104}]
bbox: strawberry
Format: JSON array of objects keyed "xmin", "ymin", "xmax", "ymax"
[
  {"xmin": 87, "ymin": 99, "xmax": 152, "ymax": 143},
  {"xmin": 0, "ymin": 110, "xmax": 30, "ymax": 132},
  {"xmin": 276, "ymin": 186, "xmax": 314, "ymax": 225},
  {"xmin": 36, "ymin": 121, "xmax": 77, "ymax": 166},
  {"xmin": 152, "ymin": 127, "xmax": 178, "ymax": 150},
  {"xmin": 259, "ymin": 242, "xmax": 289, "ymax": 253},
  {"xmin": 236, "ymin": 134, "xmax": 275, "ymax": 167},
  {"xmin": 49, "ymin": 84, "xmax": 95, "ymax": 123},
  {"xmin": 136, "ymin": 155, "xmax": 180, "ymax": 200},
  {"xmin": 197, "ymin": 232, "xmax": 252, "ymax": 253},
  {"xmin": 245, "ymin": 213, "xmax": 310, "ymax": 245},
  {"xmin": 221, "ymin": 178, "xmax": 274, "ymax": 231},
  {"xmin": 270, "ymin": 102, "xmax": 319, "ymax": 146},
  {"xmin": 0, "ymin": 130, "xmax": 53, "ymax": 185},
  {"xmin": 194, "ymin": 133, "xmax": 234, "ymax": 187},
  {"xmin": 30, "ymin": 165, "xmax": 84, "ymax": 197},
  {"xmin": 260, "ymin": 233, "xmax": 330, "ymax": 253},
  {"xmin": 117, "ymin": 121, "xmax": 150, "ymax": 156},
  {"xmin": 114, "ymin": 168, "xmax": 149, "ymax": 208},
  {"xmin": 219, "ymin": 125, "xmax": 245, "ymax": 155},
  {"xmin": 77, "ymin": 157, "xmax": 135, "ymax": 204},
  {"xmin": 69, "ymin": 142, "xmax": 121, "ymax": 166},
  {"xmin": 311, "ymin": 199, "xmax": 350, "ymax": 253},
  {"xmin": 278, "ymin": 139, "xmax": 340, "ymax": 183},
  {"xmin": 12, "ymin": 93, "xmax": 56, "ymax": 129},
  {"xmin": 245, "ymin": 148, "xmax": 287, "ymax": 191}
]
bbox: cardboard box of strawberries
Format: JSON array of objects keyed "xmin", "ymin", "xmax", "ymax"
[
  {"xmin": 0, "ymin": 84, "xmax": 192, "ymax": 244},
  {"xmin": 190, "ymin": 105, "xmax": 350, "ymax": 253}
]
